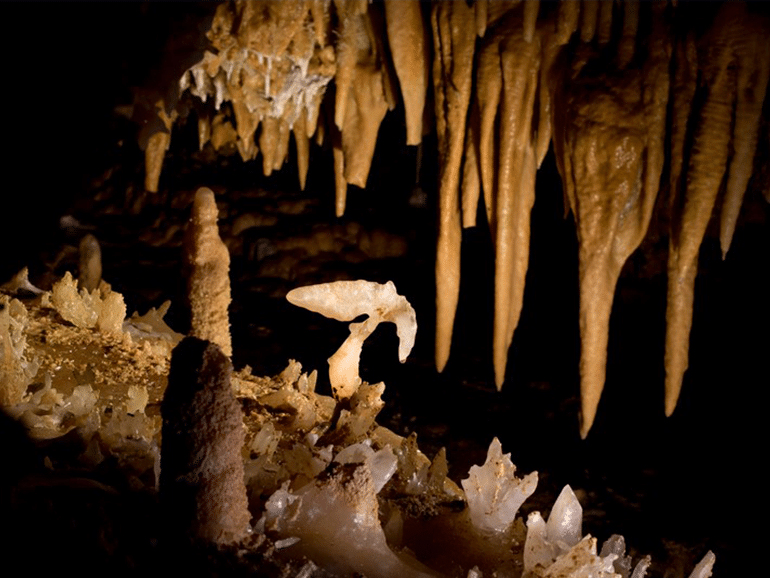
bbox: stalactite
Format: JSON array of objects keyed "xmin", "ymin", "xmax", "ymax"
[
  {"xmin": 492, "ymin": 22, "xmax": 540, "ymax": 389},
  {"xmin": 431, "ymin": 0, "xmax": 475, "ymax": 373},
  {"xmin": 719, "ymin": 8, "xmax": 770, "ymax": 258},
  {"xmin": 665, "ymin": 3, "xmax": 742, "ymax": 416}
]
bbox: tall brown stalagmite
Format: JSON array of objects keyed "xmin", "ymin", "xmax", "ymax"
[
  {"xmin": 185, "ymin": 187, "xmax": 233, "ymax": 358},
  {"xmin": 432, "ymin": 0, "xmax": 476, "ymax": 373},
  {"xmin": 144, "ymin": 99, "xmax": 177, "ymax": 193},
  {"xmin": 160, "ymin": 337, "xmax": 250, "ymax": 545},
  {"xmin": 665, "ymin": 4, "xmax": 741, "ymax": 416}
]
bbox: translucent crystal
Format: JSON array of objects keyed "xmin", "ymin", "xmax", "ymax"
[
  {"xmin": 687, "ymin": 551, "xmax": 716, "ymax": 578},
  {"xmin": 287, "ymin": 280, "xmax": 417, "ymax": 399},
  {"xmin": 461, "ymin": 437, "xmax": 538, "ymax": 535},
  {"xmin": 548, "ymin": 485, "xmax": 583, "ymax": 548}
]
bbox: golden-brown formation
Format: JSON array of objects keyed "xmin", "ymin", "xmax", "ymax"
[
  {"xmin": 553, "ymin": 3, "xmax": 670, "ymax": 437},
  {"xmin": 145, "ymin": 1, "xmax": 770, "ymax": 436},
  {"xmin": 184, "ymin": 187, "xmax": 233, "ymax": 357}
]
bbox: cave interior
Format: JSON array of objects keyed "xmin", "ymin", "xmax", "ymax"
[{"xmin": 1, "ymin": 2, "xmax": 768, "ymax": 576}]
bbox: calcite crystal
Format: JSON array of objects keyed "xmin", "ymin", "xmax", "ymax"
[
  {"xmin": 461, "ymin": 437, "xmax": 538, "ymax": 536},
  {"xmin": 0, "ymin": 296, "xmax": 38, "ymax": 406},
  {"xmin": 50, "ymin": 271, "xmax": 126, "ymax": 334},
  {"xmin": 286, "ymin": 280, "xmax": 417, "ymax": 399}
]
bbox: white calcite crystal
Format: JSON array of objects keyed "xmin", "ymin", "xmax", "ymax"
[
  {"xmin": 123, "ymin": 300, "xmax": 185, "ymax": 347},
  {"xmin": 461, "ymin": 437, "xmax": 538, "ymax": 536},
  {"xmin": 51, "ymin": 271, "xmax": 126, "ymax": 334},
  {"xmin": 600, "ymin": 534, "xmax": 652, "ymax": 578},
  {"xmin": 541, "ymin": 535, "xmax": 620, "ymax": 578},
  {"xmin": 8, "ymin": 373, "xmax": 99, "ymax": 439},
  {"xmin": 286, "ymin": 280, "xmax": 417, "ymax": 399},
  {"xmin": 0, "ymin": 296, "xmax": 39, "ymax": 405},
  {"xmin": 687, "ymin": 551, "xmax": 716, "ymax": 578},
  {"xmin": 1, "ymin": 267, "xmax": 43, "ymax": 295},
  {"xmin": 261, "ymin": 462, "xmax": 436, "ymax": 578},
  {"xmin": 524, "ymin": 485, "xmax": 584, "ymax": 574},
  {"xmin": 334, "ymin": 440, "xmax": 398, "ymax": 494}
]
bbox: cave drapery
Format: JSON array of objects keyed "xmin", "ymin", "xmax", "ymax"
[{"xmin": 139, "ymin": 0, "xmax": 770, "ymax": 438}]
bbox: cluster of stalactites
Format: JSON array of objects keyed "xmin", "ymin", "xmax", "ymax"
[
  {"xmin": 430, "ymin": 0, "xmax": 770, "ymax": 437},
  {"xmin": 147, "ymin": 0, "xmax": 429, "ymax": 219},
  {"xmin": 143, "ymin": 1, "xmax": 770, "ymax": 438}
]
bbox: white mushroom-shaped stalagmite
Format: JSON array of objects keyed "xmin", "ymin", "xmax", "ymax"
[{"xmin": 286, "ymin": 280, "xmax": 416, "ymax": 399}]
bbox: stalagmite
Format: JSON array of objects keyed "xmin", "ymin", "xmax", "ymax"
[
  {"xmin": 144, "ymin": 99, "xmax": 177, "ymax": 193},
  {"xmin": 554, "ymin": 5, "xmax": 669, "ymax": 436},
  {"xmin": 719, "ymin": 9, "xmax": 770, "ymax": 258},
  {"xmin": 160, "ymin": 337, "xmax": 250, "ymax": 545},
  {"xmin": 432, "ymin": 0, "xmax": 475, "ymax": 373},
  {"xmin": 493, "ymin": 27, "xmax": 540, "ymax": 389},
  {"xmin": 78, "ymin": 234, "xmax": 102, "ymax": 293},
  {"xmin": 384, "ymin": 0, "xmax": 428, "ymax": 146},
  {"xmin": 184, "ymin": 187, "xmax": 232, "ymax": 358},
  {"xmin": 666, "ymin": 4, "xmax": 739, "ymax": 416}
]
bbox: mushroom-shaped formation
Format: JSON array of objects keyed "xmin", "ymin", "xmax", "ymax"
[{"xmin": 286, "ymin": 280, "xmax": 416, "ymax": 399}]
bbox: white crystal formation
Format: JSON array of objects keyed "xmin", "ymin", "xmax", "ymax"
[
  {"xmin": 261, "ymin": 463, "xmax": 436, "ymax": 578},
  {"xmin": 286, "ymin": 280, "xmax": 417, "ymax": 399},
  {"xmin": 524, "ymin": 485, "xmax": 584, "ymax": 573},
  {"xmin": 461, "ymin": 437, "xmax": 538, "ymax": 536}
]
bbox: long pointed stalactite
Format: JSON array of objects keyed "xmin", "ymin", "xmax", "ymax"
[{"xmin": 141, "ymin": 0, "xmax": 770, "ymax": 437}]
